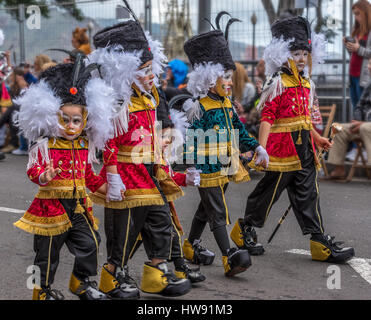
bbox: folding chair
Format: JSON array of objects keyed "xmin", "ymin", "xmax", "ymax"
[
  {"xmin": 345, "ymin": 137, "xmax": 371, "ymax": 181},
  {"xmin": 319, "ymin": 104, "xmax": 336, "ymax": 177}
]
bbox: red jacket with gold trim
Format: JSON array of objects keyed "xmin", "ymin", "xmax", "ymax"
[
  {"xmin": 90, "ymin": 86, "xmax": 184, "ymax": 209},
  {"xmin": 14, "ymin": 137, "xmax": 104, "ymax": 236},
  {"xmin": 256, "ymin": 72, "xmax": 319, "ymax": 172}
]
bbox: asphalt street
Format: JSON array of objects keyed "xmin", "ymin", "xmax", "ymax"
[{"xmin": 0, "ymin": 154, "xmax": 370, "ymax": 300}]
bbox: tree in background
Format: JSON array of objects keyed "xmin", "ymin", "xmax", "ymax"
[
  {"xmin": 163, "ymin": 0, "xmax": 192, "ymax": 59},
  {"xmin": 262, "ymin": 0, "xmax": 336, "ymax": 43}
]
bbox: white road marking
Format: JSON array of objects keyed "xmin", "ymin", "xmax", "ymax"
[
  {"xmin": 0, "ymin": 207, "xmax": 25, "ymax": 214},
  {"xmin": 286, "ymin": 249, "xmax": 371, "ymax": 286}
]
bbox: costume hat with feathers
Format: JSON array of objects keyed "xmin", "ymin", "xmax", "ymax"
[
  {"xmin": 14, "ymin": 54, "xmax": 116, "ymax": 169},
  {"xmin": 182, "ymin": 12, "xmax": 240, "ymax": 122},
  {"xmin": 258, "ymin": 15, "xmax": 326, "ymax": 113},
  {"xmin": 88, "ymin": 0, "xmax": 166, "ymax": 137}
]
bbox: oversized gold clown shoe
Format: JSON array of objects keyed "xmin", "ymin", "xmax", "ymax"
[
  {"xmin": 182, "ymin": 238, "xmax": 215, "ymax": 265},
  {"xmin": 140, "ymin": 262, "xmax": 191, "ymax": 296},
  {"xmin": 310, "ymin": 234, "xmax": 355, "ymax": 263}
]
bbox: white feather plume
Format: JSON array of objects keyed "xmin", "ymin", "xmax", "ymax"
[
  {"xmin": 311, "ymin": 32, "xmax": 327, "ymax": 68},
  {"xmin": 13, "ymin": 80, "xmax": 61, "ymax": 143},
  {"xmin": 187, "ymin": 62, "xmax": 225, "ymax": 98},
  {"xmin": 256, "ymin": 74, "xmax": 284, "ymax": 112},
  {"xmin": 145, "ymin": 31, "xmax": 167, "ymax": 86},
  {"xmin": 170, "ymin": 109, "xmax": 190, "ymax": 141},
  {"xmin": 87, "ymin": 46, "xmax": 142, "ymax": 135},
  {"xmin": 26, "ymin": 137, "xmax": 50, "ymax": 170},
  {"xmin": 263, "ymin": 36, "xmax": 293, "ymax": 77},
  {"xmin": 84, "ymin": 77, "xmax": 116, "ymax": 163},
  {"xmin": 0, "ymin": 29, "xmax": 4, "ymax": 47},
  {"xmin": 184, "ymin": 62, "xmax": 225, "ymax": 121}
]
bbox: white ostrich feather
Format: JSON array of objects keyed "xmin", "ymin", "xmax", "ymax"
[
  {"xmin": 145, "ymin": 31, "xmax": 167, "ymax": 86},
  {"xmin": 263, "ymin": 36, "xmax": 293, "ymax": 77},
  {"xmin": 13, "ymin": 80, "xmax": 61, "ymax": 143},
  {"xmin": 84, "ymin": 77, "xmax": 116, "ymax": 163},
  {"xmin": 87, "ymin": 46, "xmax": 142, "ymax": 135},
  {"xmin": 257, "ymin": 74, "xmax": 284, "ymax": 112},
  {"xmin": 184, "ymin": 62, "xmax": 225, "ymax": 121}
]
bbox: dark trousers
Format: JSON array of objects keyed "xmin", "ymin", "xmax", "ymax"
[
  {"xmin": 104, "ymin": 203, "xmax": 173, "ymax": 268},
  {"xmin": 122, "ymin": 205, "xmax": 184, "ymax": 264},
  {"xmin": 33, "ymin": 200, "xmax": 101, "ymax": 288},
  {"xmin": 194, "ymin": 184, "xmax": 230, "ymax": 231},
  {"xmin": 104, "ymin": 164, "xmax": 174, "ymax": 268},
  {"xmin": 244, "ymin": 163, "xmax": 324, "ymax": 235},
  {"xmin": 188, "ymin": 184, "xmax": 231, "ymax": 255}
]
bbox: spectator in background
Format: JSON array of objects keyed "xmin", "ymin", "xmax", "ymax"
[
  {"xmin": 33, "ymin": 54, "xmax": 52, "ymax": 79},
  {"xmin": 72, "ymin": 27, "xmax": 92, "ymax": 55},
  {"xmin": 232, "ymin": 62, "xmax": 259, "ymax": 138},
  {"xmin": 344, "ymin": 0, "xmax": 371, "ymax": 109},
  {"xmin": 255, "ymin": 59, "xmax": 266, "ymax": 82},
  {"xmin": 166, "ymin": 59, "xmax": 189, "ymax": 90},
  {"xmin": 232, "ymin": 62, "xmax": 256, "ymax": 110},
  {"xmin": 0, "ymin": 66, "xmax": 28, "ymax": 154},
  {"xmin": 327, "ymin": 57, "xmax": 371, "ymax": 179},
  {"xmin": 160, "ymin": 59, "xmax": 190, "ymax": 110},
  {"xmin": 40, "ymin": 61, "xmax": 57, "ymax": 72}
]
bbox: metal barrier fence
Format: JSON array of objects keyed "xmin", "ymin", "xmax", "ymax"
[{"xmin": 0, "ymin": 0, "xmax": 358, "ymax": 121}]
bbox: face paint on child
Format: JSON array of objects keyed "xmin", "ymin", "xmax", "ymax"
[
  {"xmin": 291, "ymin": 50, "xmax": 309, "ymax": 72},
  {"xmin": 215, "ymin": 70, "xmax": 233, "ymax": 97},
  {"xmin": 58, "ymin": 105, "xmax": 86, "ymax": 140},
  {"xmin": 137, "ymin": 61, "xmax": 155, "ymax": 92}
]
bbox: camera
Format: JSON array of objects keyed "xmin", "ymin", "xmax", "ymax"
[{"xmin": 345, "ymin": 36, "xmax": 356, "ymax": 43}]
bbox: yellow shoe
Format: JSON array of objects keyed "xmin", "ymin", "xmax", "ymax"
[
  {"xmin": 182, "ymin": 239, "xmax": 194, "ymax": 262},
  {"xmin": 230, "ymin": 219, "xmax": 245, "ymax": 248},
  {"xmin": 222, "ymin": 248, "xmax": 251, "ymax": 277},
  {"xmin": 310, "ymin": 234, "xmax": 355, "ymax": 263},
  {"xmin": 182, "ymin": 239, "xmax": 215, "ymax": 265},
  {"xmin": 99, "ymin": 264, "xmax": 139, "ymax": 300},
  {"xmin": 32, "ymin": 286, "xmax": 42, "ymax": 300},
  {"xmin": 69, "ymin": 273, "xmax": 108, "ymax": 300},
  {"xmin": 141, "ymin": 262, "xmax": 191, "ymax": 296},
  {"xmin": 32, "ymin": 286, "xmax": 64, "ymax": 300},
  {"xmin": 230, "ymin": 219, "xmax": 265, "ymax": 255},
  {"xmin": 174, "ymin": 263, "xmax": 206, "ymax": 283}
]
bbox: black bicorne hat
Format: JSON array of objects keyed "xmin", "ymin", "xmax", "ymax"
[
  {"xmin": 93, "ymin": 20, "xmax": 153, "ymax": 64},
  {"xmin": 39, "ymin": 54, "xmax": 98, "ymax": 106},
  {"xmin": 184, "ymin": 11, "xmax": 241, "ymax": 70},
  {"xmin": 271, "ymin": 16, "xmax": 312, "ymax": 52}
]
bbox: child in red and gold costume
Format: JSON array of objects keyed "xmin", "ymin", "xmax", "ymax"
[
  {"xmin": 230, "ymin": 16, "xmax": 355, "ymax": 264},
  {"xmin": 13, "ymin": 55, "xmax": 117, "ymax": 300},
  {"xmin": 87, "ymin": 10, "xmax": 192, "ymax": 299},
  {"xmin": 126, "ymin": 105, "xmax": 206, "ymax": 285}
]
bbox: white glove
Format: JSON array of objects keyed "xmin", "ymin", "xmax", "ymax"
[
  {"xmin": 186, "ymin": 167, "xmax": 202, "ymax": 186},
  {"xmin": 106, "ymin": 173, "xmax": 126, "ymax": 202},
  {"xmin": 254, "ymin": 145, "xmax": 269, "ymax": 168}
]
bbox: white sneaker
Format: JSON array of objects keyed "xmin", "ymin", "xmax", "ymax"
[{"xmin": 12, "ymin": 148, "xmax": 28, "ymax": 156}]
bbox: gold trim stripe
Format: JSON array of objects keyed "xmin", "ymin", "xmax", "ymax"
[{"xmin": 264, "ymin": 172, "xmax": 283, "ymax": 224}]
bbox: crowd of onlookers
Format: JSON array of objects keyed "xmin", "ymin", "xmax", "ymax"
[
  {"xmin": 0, "ymin": 27, "xmax": 91, "ymax": 161},
  {"xmin": 2, "ymin": 0, "xmax": 371, "ymax": 182},
  {"xmin": 326, "ymin": 0, "xmax": 371, "ymax": 179}
]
